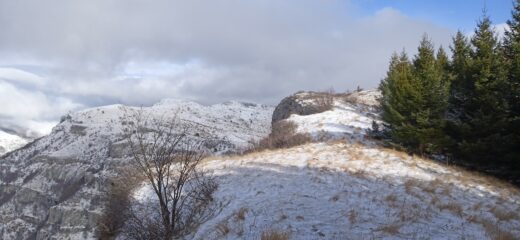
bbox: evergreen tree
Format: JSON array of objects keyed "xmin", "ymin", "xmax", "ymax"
[
  {"xmin": 379, "ymin": 52, "xmax": 423, "ymax": 150},
  {"xmin": 446, "ymin": 31, "xmax": 473, "ymax": 149},
  {"xmin": 435, "ymin": 46, "xmax": 451, "ymax": 83},
  {"xmin": 502, "ymin": 0, "xmax": 520, "ymax": 166},
  {"xmin": 455, "ymin": 15, "xmax": 509, "ymax": 163},
  {"xmin": 411, "ymin": 36, "xmax": 450, "ymax": 153}
]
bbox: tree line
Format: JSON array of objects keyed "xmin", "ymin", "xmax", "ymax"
[{"xmin": 378, "ymin": 3, "xmax": 520, "ymax": 182}]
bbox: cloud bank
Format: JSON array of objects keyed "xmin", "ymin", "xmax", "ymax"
[{"xmin": 0, "ymin": 0, "xmax": 456, "ymax": 135}]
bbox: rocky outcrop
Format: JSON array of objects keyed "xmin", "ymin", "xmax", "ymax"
[
  {"xmin": 272, "ymin": 91, "xmax": 333, "ymax": 123},
  {"xmin": 343, "ymin": 90, "xmax": 381, "ymax": 107}
]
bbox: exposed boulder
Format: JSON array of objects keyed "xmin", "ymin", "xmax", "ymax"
[{"xmin": 272, "ymin": 91, "xmax": 333, "ymax": 123}]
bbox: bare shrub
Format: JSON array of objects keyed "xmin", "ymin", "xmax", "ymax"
[
  {"xmin": 376, "ymin": 222, "xmax": 402, "ymax": 235},
  {"xmin": 261, "ymin": 229, "xmax": 291, "ymax": 240},
  {"xmin": 313, "ymin": 90, "xmax": 334, "ymax": 113},
  {"xmin": 248, "ymin": 121, "xmax": 312, "ymax": 152},
  {"xmin": 477, "ymin": 218, "xmax": 517, "ymax": 240},
  {"xmin": 96, "ymin": 167, "xmax": 143, "ymax": 239},
  {"xmin": 120, "ymin": 110, "xmax": 218, "ymax": 240},
  {"xmin": 438, "ymin": 202, "xmax": 463, "ymax": 217}
]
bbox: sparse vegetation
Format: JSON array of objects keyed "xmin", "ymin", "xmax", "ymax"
[
  {"xmin": 248, "ymin": 121, "xmax": 312, "ymax": 152},
  {"xmin": 313, "ymin": 90, "xmax": 334, "ymax": 113},
  {"xmin": 216, "ymin": 221, "xmax": 230, "ymax": 236},
  {"xmin": 119, "ymin": 110, "xmax": 218, "ymax": 239},
  {"xmin": 235, "ymin": 207, "xmax": 248, "ymax": 221},
  {"xmin": 96, "ymin": 167, "xmax": 143, "ymax": 239}
]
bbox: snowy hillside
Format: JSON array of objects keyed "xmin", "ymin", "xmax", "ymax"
[
  {"xmin": 0, "ymin": 99, "xmax": 272, "ymax": 239},
  {"xmin": 193, "ymin": 142, "xmax": 520, "ymax": 239},
  {"xmin": 133, "ymin": 91, "xmax": 520, "ymax": 239},
  {"xmin": 0, "ymin": 130, "xmax": 29, "ymax": 156}
]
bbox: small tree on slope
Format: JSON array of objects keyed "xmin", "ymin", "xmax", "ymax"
[{"xmin": 123, "ymin": 111, "xmax": 218, "ymax": 240}]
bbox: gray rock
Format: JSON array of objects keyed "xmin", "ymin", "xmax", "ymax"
[{"xmin": 272, "ymin": 91, "xmax": 333, "ymax": 123}]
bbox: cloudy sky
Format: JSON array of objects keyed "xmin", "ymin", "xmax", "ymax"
[{"xmin": 0, "ymin": 0, "xmax": 513, "ymax": 136}]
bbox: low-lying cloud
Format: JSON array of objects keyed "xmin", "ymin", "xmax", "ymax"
[{"xmin": 0, "ymin": 0, "xmax": 457, "ymax": 135}]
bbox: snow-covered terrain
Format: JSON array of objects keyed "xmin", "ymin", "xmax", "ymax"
[
  {"xmin": 0, "ymin": 130, "xmax": 29, "ymax": 156},
  {"xmin": 134, "ymin": 91, "xmax": 520, "ymax": 239},
  {"xmin": 288, "ymin": 98, "xmax": 380, "ymax": 141},
  {"xmin": 191, "ymin": 141, "xmax": 520, "ymax": 239},
  {"xmin": 0, "ymin": 99, "xmax": 272, "ymax": 239},
  {"xmin": 2, "ymin": 90, "xmax": 520, "ymax": 239}
]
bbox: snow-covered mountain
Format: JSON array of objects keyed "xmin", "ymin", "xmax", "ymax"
[
  {"xmin": 0, "ymin": 99, "xmax": 273, "ymax": 239},
  {"xmin": 134, "ymin": 91, "xmax": 520, "ymax": 239},
  {"xmin": 0, "ymin": 130, "xmax": 29, "ymax": 156},
  {"xmin": 2, "ymin": 90, "xmax": 520, "ymax": 240}
]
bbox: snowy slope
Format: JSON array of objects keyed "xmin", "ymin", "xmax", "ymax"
[
  {"xmin": 191, "ymin": 142, "xmax": 520, "ymax": 239},
  {"xmin": 0, "ymin": 130, "xmax": 29, "ymax": 156},
  {"xmin": 0, "ymin": 99, "xmax": 272, "ymax": 239},
  {"xmin": 134, "ymin": 92, "xmax": 520, "ymax": 239},
  {"xmin": 288, "ymin": 98, "xmax": 379, "ymax": 141}
]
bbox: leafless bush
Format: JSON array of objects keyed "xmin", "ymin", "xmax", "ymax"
[
  {"xmin": 313, "ymin": 90, "xmax": 334, "ymax": 113},
  {"xmin": 119, "ymin": 110, "xmax": 218, "ymax": 240},
  {"xmin": 248, "ymin": 121, "xmax": 312, "ymax": 152},
  {"xmin": 96, "ymin": 167, "xmax": 142, "ymax": 239}
]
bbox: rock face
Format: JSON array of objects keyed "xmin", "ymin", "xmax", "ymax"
[
  {"xmin": 0, "ymin": 100, "xmax": 273, "ymax": 239},
  {"xmin": 272, "ymin": 90, "xmax": 381, "ymax": 124},
  {"xmin": 272, "ymin": 91, "xmax": 332, "ymax": 124}
]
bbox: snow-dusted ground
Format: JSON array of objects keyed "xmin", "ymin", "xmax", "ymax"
[
  {"xmin": 134, "ymin": 94, "xmax": 520, "ymax": 239},
  {"xmin": 288, "ymin": 99, "xmax": 380, "ymax": 141},
  {"xmin": 193, "ymin": 142, "xmax": 520, "ymax": 239},
  {"xmin": 0, "ymin": 130, "xmax": 28, "ymax": 156}
]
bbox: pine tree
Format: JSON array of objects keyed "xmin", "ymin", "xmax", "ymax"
[
  {"xmin": 412, "ymin": 36, "xmax": 450, "ymax": 153},
  {"xmin": 501, "ymin": 0, "xmax": 520, "ymax": 167},
  {"xmin": 379, "ymin": 36, "xmax": 451, "ymax": 154},
  {"xmin": 436, "ymin": 46, "xmax": 450, "ymax": 83},
  {"xmin": 379, "ymin": 51, "xmax": 423, "ymax": 150},
  {"xmin": 446, "ymin": 31, "xmax": 472, "ymax": 149},
  {"xmin": 455, "ymin": 14, "xmax": 509, "ymax": 163}
]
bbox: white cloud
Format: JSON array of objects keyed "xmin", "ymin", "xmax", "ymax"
[
  {"xmin": 0, "ymin": 67, "xmax": 45, "ymax": 86},
  {"xmin": 0, "ymin": 0, "xmax": 456, "ymax": 135}
]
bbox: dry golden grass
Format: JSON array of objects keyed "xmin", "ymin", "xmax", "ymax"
[
  {"xmin": 384, "ymin": 194, "xmax": 398, "ymax": 203},
  {"xmin": 348, "ymin": 209, "xmax": 358, "ymax": 224},
  {"xmin": 216, "ymin": 221, "xmax": 230, "ymax": 236},
  {"xmin": 419, "ymin": 178, "xmax": 442, "ymax": 194},
  {"xmin": 404, "ymin": 179, "xmax": 416, "ymax": 194},
  {"xmin": 350, "ymin": 169, "xmax": 368, "ymax": 179},
  {"xmin": 472, "ymin": 202, "xmax": 483, "ymax": 211},
  {"xmin": 430, "ymin": 195, "xmax": 440, "ymax": 206},
  {"xmin": 438, "ymin": 202, "xmax": 464, "ymax": 217},
  {"xmin": 376, "ymin": 222, "xmax": 402, "ymax": 235},
  {"xmin": 235, "ymin": 207, "xmax": 249, "ymax": 221},
  {"xmin": 490, "ymin": 207, "xmax": 519, "ymax": 222},
  {"xmin": 478, "ymin": 218, "xmax": 516, "ymax": 240},
  {"xmin": 261, "ymin": 230, "xmax": 291, "ymax": 240}
]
